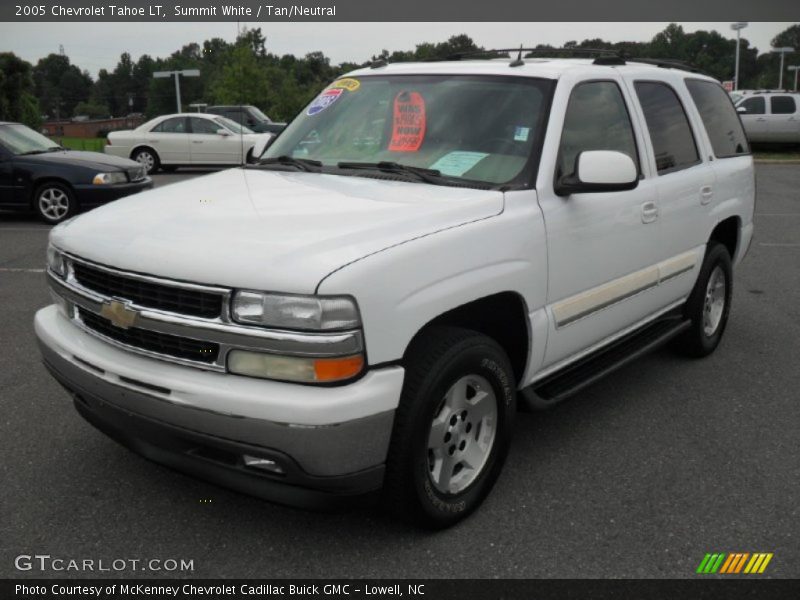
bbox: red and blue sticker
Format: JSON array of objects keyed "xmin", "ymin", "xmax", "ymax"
[{"xmin": 307, "ymin": 88, "xmax": 343, "ymax": 116}]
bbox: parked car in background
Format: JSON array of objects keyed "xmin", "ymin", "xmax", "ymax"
[
  {"xmin": 0, "ymin": 121, "xmax": 151, "ymax": 224},
  {"xmin": 206, "ymin": 105, "xmax": 287, "ymax": 135},
  {"xmin": 736, "ymin": 92, "xmax": 800, "ymax": 143},
  {"xmin": 105, "ymin": 113, "xmax": 273, "ymax": 174}
]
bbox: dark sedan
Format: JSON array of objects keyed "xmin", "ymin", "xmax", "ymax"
[{"xmin": 0, "ymin": 122, "xmax": 153, "ymax": 224}]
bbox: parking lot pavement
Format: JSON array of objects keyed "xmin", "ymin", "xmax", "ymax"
[{"xmin": 1, "ymin": 165, "xmax": 799, "ymax": 579}]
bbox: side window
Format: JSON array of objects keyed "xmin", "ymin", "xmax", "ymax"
[
  {"xmin": 190, "ymin": 117, "xmax": 221, "ymax": 134},
  {"xmin": 153, "ymin": 117, "xmax": 186, "ymax": 134},
  {"xmin": 634, "ymin": 82, "xmax": 699, "ymax": 174},
  {"xmin": 556, "ymin": 81, "xmax": 639, "ymax": 179},
  {"xmin": 739, "ymin": 96, "xmax": 765, "ymax": 115},
  {"xmin": 685, "ymin": 79, "xmax": 749, "ymax": 158},
  {"xmin": 770, "ymin": 96, "xmax": 797, "ymax": 115}
]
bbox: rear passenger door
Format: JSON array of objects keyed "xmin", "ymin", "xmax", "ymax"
[
  {"xmin": 626, "ymin": 78, "xmax": 713, "ymax": 304},
  {"xmin": 766, "ymin": 95, "xmax": 800, "ymax": 143},
  {"xmin": 147, "ymin": 117, "xmax": 190, "ymax": 164},
  {"xmin": 536, "ymin": 77, "xmax": 664, "ymax": 369}
]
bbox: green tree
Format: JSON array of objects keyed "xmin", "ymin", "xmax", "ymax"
[
  {"xmin": 0, "ymin": 52, "xmax": 42, "ymax": 128},
  {"xmin": 33, "ymin": 53, "xmax": 93, "ymax": 119}
]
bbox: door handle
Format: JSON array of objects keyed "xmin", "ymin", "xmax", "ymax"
[
  {"xmin": 700, "ymin": 185, "xmax": 713, "ymax": 205},
  {"xmin": 192, "ymin": 141, "xmax": 203, "ymax": 144},
  {"xmin": 641, "ymin": 201, "xmax": 658, "ymax": 223},
  {"xmin": 756, "ymin": 117, "xmax": 767, "ymax": 121}
]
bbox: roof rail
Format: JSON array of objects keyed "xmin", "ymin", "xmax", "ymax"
[
  {"xmin": 628, "ymin": 57, "xmax": 708, "ymax": 75},
  {"xmin": 442, "ymin": 46, "xmax": 621, "ymax": 62}
]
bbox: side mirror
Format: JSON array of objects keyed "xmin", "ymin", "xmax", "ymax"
[
  {"xmin": 250, "ymin": 134, "xmax": 275, "ymax": 161},
  {"xmin": 216, "ymin": 128, "xmax": 232, "ymax": 136},
  {"xmin": 555, "ymin": 150, "xmax": 638, "ymax": 197},
  {"xmin": 736, "ymin": 106, "xmax": 747, "ymax": 113}
]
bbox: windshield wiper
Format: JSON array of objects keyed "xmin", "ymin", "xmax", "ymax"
[
  {"xmin": 257, "ymin": 155, "xmax": 321, "ymax": 172},
  {"xmin": 18, "ymin": 149, "xmax": 50, "ymax": 156},
  {"xmin": 336, "ymin": 161, "xmax": 445, "ymax": 185}
]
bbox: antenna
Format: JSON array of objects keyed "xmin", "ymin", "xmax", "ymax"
[{"xmin": 509, "ymin": 44, "xmax": 525, "ymax": 68}]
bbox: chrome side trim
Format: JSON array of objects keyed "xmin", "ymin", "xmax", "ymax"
[
  {"xmin": 532, "ymin": 299, "xmax": 686, "ymax": 384},
  {"xmin": 551, "ymin": 250, "xmax": 698, "ymax": 329}
]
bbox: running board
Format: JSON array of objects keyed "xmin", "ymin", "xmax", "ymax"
[{"xmin": 521, "ymin": 315, "xmax": 691, "ymax": 409}]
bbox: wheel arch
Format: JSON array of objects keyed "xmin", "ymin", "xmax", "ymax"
[
  {"xmin": 29, "ymin": 177, "xmax": 76, "ymax": 209},
  {"xmin": 130, "ymin": 145, "xmax": 160, "ymax": 162},
  {"xmin": 404, "ymin": 291, "xmax": 531, "ymax": 386},
  {"xmin": 708, "ymin": 216, "xmax": 741, "ymax": 260}
]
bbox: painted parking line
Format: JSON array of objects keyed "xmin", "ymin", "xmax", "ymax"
[{"xmin": 0, "ymin": 268, "xmax": 45, "ymax": 273}]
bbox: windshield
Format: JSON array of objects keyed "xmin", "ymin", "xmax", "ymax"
[
  {"xmin": 249, "ymin": 106, "xmax": 271, "ymax": 122},
  {"xmin": 264, "ymin": 74, "xmax": 554, "ymax": 187},
  {"xmin": 0, "ymin": 124, "xmax": 61, "ymax": 155},
  {"xmin": 216, "ymin": 116, "xmax": 254, "ymax": 134}
]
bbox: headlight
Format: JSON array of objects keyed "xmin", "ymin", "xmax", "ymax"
[
  {"xmin": 92, "ymin": 172, "xmax": 127, "ymax": 185},
  {"xmin": 46, "ymin": 244, "xmax": 67, "ymax": 278},
  {"xmin": 228, "ymin": 350, "xmax": 364, "ymax": 383},
  {"xmin": 231, "ymin": 291, "xmax": 360, "ymax": 331}
]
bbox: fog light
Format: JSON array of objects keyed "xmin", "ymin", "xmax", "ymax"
[
  {"xmin": 243, "ymin": 455, "xmax": 284, "ymax": 474},
  {"xmin": 227, "ymin": 350, "xmax": 364, "ymax": 383}
]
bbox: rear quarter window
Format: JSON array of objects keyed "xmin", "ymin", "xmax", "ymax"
[{"xmin": 685, "ymin": 79, "xmax": 749, "ymax": 158}]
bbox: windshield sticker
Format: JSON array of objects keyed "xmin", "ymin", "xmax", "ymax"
[
  {"xmin": 430, "ymin": 151, "xmax": 489, "ymax": 177},
  {"xmin": 307, "ymin": 88, "xmax": 343, "ymax": 116},
  {"xmin": 388, "ymin": 91, "xmax": 426, "ymax": 152},
  {"xmin": 514, "ymin": 126, "xmax": 530, "ymax": 142},
  {"xmin": 328, "ymin": 78, "xmax": 361, "ymax": 92}
]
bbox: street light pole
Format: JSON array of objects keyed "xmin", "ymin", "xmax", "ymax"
[
  {"xmin": 789, "ymin": 66, "xmax": 800, "ymax": 91},
  {"xmin": 730, "ymin": 22, "xmax": 748, "ymax": 91},
  {"xmin": 771, "ymin": 47, "xmax": 795, "ymax": 90},
  {"xmin": 153, "ymin": 69, "xmax": 201, "ymax": 113}
]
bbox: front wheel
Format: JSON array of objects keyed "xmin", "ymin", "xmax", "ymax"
[
  {"xmin": 674, "ymin": 242, "xmax": 733, "ymax": 357},
  {"xmin": 383, "ymin": 326, "xmax": 516, "ymax": 528},
  {"xmin": 34, "ymin": 182, "xmax": 76, "ymax": 224}
]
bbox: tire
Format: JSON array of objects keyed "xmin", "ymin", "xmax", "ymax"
[
  {"xmin": 383, "ymin": 326, "xmax": 516, "ymax": 528},
  {"xmin": 674, "ymin": 242, "xmax": 733, "ymax": 357},
  {"xmin": 132, "ymin": 147, "xmax": 160, "ymax": 174},
  {"xmin": 33, "ymin": 182, "xmax": 77, "ymax": 225}
]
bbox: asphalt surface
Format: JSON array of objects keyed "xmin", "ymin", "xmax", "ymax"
[{"xmin": 1, "ymin": 165, "xmax": 798, "ymax": 579}]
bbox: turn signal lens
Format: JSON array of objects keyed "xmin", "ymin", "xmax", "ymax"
[{"xmin": 227, "ymin": 350, "xmax": 364, "ymax": 383}]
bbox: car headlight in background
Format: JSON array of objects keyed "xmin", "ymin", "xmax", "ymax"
[
  {"xmin": 92, "ymin": 172, "xmax": 127, "ymax": 185},
  {"xmin": 46, "ymin": 244, "xmax": 67, "ymax": 278},
  {"xmin": 227, "ymin": 350, "xmax": 365, "ymax": 383},
  {"xmin": 231, "ymin": 291, "xmax": 360, "ymax": 331}
]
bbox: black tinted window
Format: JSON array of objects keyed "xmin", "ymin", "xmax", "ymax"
[
  {"xmin": 557, "ymin": 81, "xmax": 638, "ymax": 178},
  {"xmin": 190, "ymin": 117, "xmax": 220, "ymax": 134},
  {"xmin": 771, "ymin": 96, "xmax": 797, "ymax": 114},
  {"xmin": 635, "ymin": 82, "xmax": 699, "ymax": 173},
  {"xmin": 739, "ymin": 96, "xmax": 765, "ymax": 115},
  {"xmin": 685, "ymin": 79, "xmax": 749, "ymax": 158},
  {"xmin": 152, "ymin": 117, "xmax": 186, "ymax": 133}
]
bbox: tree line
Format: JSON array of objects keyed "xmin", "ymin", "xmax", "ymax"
[{"xmin": 1, "ymin": 23, "xmax": 799, "ymax": 130}]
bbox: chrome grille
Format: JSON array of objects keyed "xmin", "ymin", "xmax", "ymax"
[
  {"xmin": 72, "ymin": 262, "xmax": 223, "ymax": 319},
  {"xmin": 78, "ymin": 307, "xmax": 219, "ymax": 364}
]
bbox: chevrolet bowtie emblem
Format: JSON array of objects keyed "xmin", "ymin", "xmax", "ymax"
[{"xmin": 100, "ymin": 299, "xmax": 139, "ymax": 330}]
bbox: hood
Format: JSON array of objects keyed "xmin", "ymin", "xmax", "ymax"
[
  {"xmin": 22, "ymin": 150, "xmax": 139, "ymax": 171},
  {"xmin": 51, "ymin": 168, "xmax": 504, "ymax": 293}
]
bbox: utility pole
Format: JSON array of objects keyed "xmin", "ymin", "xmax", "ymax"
[
  {"xmin": 730, "ymin": 22, "xmax": 748, "ymax": 91},
  {"xmin": 152, "ymin": 69, "xmax": 200, "ymax": 113},
  {"xmin": 788, "ymin": 65, "xmax": 800, "ymax": 92},
  {"xmin": 771, "ymin": 47, "xmax": 795, "ymax": 89}
]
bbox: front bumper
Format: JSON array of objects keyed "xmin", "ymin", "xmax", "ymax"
[
  {"xmin": 74, "ymin": 178, "xmax": 153, "ymax": 208},
  {"xmin": 35, "ymin": 305, "xmax": 404, "ymax": 508}
]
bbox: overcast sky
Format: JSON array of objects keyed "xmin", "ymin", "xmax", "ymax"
[{"xmin": 0, "ymin": 22, "xmax": 795, "ymax": 76}]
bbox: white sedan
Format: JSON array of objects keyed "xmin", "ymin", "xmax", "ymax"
[{"xmin": 105, "ymin": 113, "xmax": 273, "ymax": 174}]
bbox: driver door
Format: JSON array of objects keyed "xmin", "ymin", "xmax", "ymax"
[{"xmin": 536, "ymin": 77, "xmax": 664, "ymax": 370}]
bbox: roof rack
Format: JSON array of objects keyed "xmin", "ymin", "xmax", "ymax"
[
  {"xmin": 627, "ymin": 58, "xmax": 708, "ymax": 75},
  {"xmin": 444, "ymin": 46, "xmax": 621, "ymax": 61}
]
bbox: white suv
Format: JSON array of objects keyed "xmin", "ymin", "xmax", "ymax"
[{"xmin": 36, "ymin": 57, "xmax": 754, "ymax": 528}]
